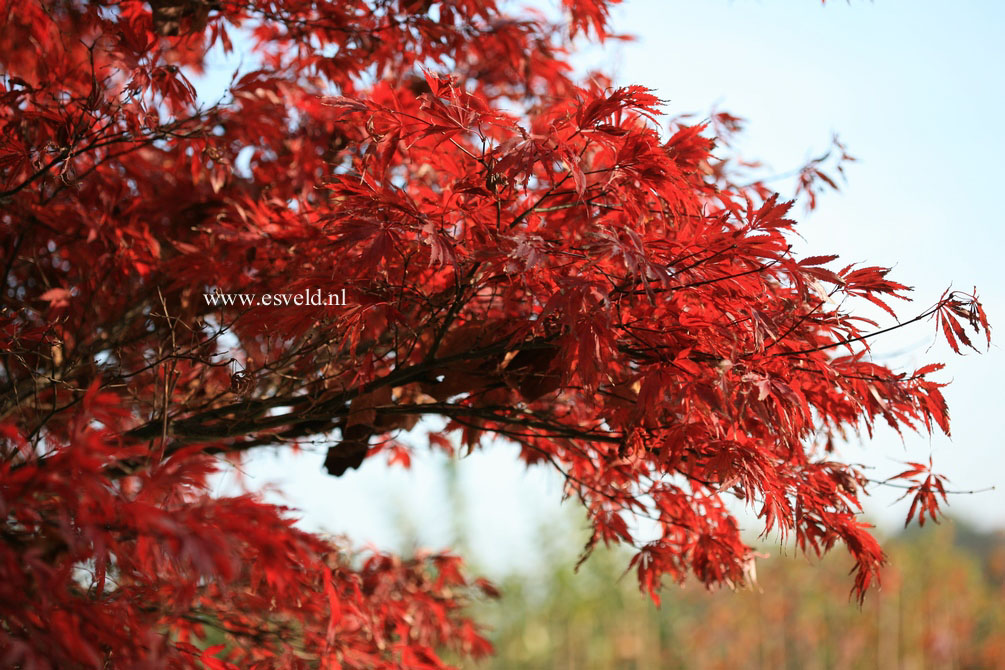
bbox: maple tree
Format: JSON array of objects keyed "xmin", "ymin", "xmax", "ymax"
[{"xmin": 0, "ymin": 0, "xmax": 992, "ymax": 667}]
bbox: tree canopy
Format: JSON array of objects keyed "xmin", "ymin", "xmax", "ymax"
[{"xmin": 0, "ymin": 0, "xmax": 990, "ymax": 667}]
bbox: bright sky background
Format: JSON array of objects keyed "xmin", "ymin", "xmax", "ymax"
[{"xmin": 204, "ymin": 0, "xmax": 1005, "ymax": 577}]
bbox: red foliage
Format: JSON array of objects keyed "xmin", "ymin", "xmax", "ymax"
[{"xmin": 0, "ymin": 0, "xmax": 990, "ymax": 666}]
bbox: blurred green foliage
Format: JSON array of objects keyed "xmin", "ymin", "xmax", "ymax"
[{"xmin": 450, "ymin": 512, "xmax": 1005, "ymax": 670}]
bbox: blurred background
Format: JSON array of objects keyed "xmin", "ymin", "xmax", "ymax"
[
  {"xmin": 438, "ymin": 472, "xmax": 1005, "ymax": 669},
  {"xmin": 199, "ymin": 0, "xmax": 1005, "ymax": 666}
]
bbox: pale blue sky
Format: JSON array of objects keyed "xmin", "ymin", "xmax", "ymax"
[{"xmin": 203, "ymin": 0, "xmax": 1005, "ymax": 576}]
